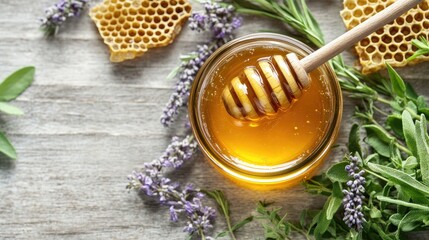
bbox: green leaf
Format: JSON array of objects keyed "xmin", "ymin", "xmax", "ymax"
[
  {"xmin": 0, "ymin": 102, "xmax": 23, "ymax": 115},
  {"xmin": 369, "ymin": 206, "xmax": 382, "ymax": 219},
  {"xmin": 364, "ymin": 125, "xmax": 394, "ymax": 143},
  {"xmin": 364, "ymin": 125, "xmax": 393, "ymax": 157},
  {"xmin": 364, "ymin": 127, "xmax": 390, "ymax": 157},
  {"xmin": 405, "ymin": 82, "xmax": 419, "ymax": 100},
  {"xmin": 231, "ymin": 216, "xmax": 253, "ymax": 232},
  {"xmin": 403, "ymin": 156, "xmax": 418, "ymax": 170},
  {"xmin": 314, "ymin": 184, "xmax": 341, "ymax": 238},
  {"xmin": 327, "ymin": 162, "xmax": 349, "ymax": 183},
  {"xmin": 415, "ymin": 115, "xmax": 429, "ymax": 185},
  {"xmin": 367, "ymin": 163, "xmax": 429, "ymax": 197},
  {"xmin": 348, "ymin": 124, "xmax": 362, "ymax": 155},
  {"xmin": 402, "ymin": 110, "xmax": 418, "ymax": 157},
  {"xmin": 0, "ymin": 66, "xmax": 35, "ymax": 101},
  {"xmin": 0, "ymin": 132, "xmax": 17, "ymax": 159},
  {"xmin": 417, "ymin": 96, "xmax": 428, "ymax": 109},
  {"xmin": 326, "ymin": 182, "xmax": 343, "ymax": 220},
  {"xmin": 398, "ymin": 210, "xmax": 429, "ymax": 232},
  {"xmin": 377, "ymin": 195, "xmax": 429, "ymax": 211},
  {"xmin": 386, "ymin": 114, "xmax": 404, "ymax": 139},
  {"xmin": 389, "ymin": 213, "xmax": 402, "ymax": 226},
  {"xmin": 386, "ymin": 63, "xmax": 406, "ymax": 98}
]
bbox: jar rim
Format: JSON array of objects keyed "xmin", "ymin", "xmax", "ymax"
[{"xmin": 188, "ymin": 33, "xmax": 343, "ymax": 185}]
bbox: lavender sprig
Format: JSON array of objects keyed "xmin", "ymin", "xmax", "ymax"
[
  {"xmin": 160, "ymin": 2, "xmax": 241, "ymax": 127},
  {"xmin": 40, "ymin": 0, "xmax": 88, "ymax": 36},
  {"xmin": 342, "ymin": 155, "xmax": 366, "ymax": 230},
  {"xmin": 127, "ymin": 135, "xmax": 216, "ymax": 237}
]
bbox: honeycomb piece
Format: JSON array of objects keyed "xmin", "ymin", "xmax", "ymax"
[
  {"xmin": 89, "ymin": 0, "xmax": 192, "ymax": 62},
  {"xmin": 340, "ymin": 0, "xmax": 429, "ymax": 74}
]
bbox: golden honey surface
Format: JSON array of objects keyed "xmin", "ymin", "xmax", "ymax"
[{"xmin": 198, "ymin": 45, "xmax": 334, "ymax": 167}]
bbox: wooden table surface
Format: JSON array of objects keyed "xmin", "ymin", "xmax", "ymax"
[{"xmin": 1, "ymin": 0, "xmax": 428, "ymax": 239}]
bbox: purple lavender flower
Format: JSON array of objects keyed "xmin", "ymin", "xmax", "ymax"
[
  {"xmin": 342, "ymin": 155, "xmax": 366, "ymax": 230},
  {"xmin": 40, "ymin": 0, "xmax": 88, "ymax": 36},
  {"xmin": 160, "ymin": 2, "xmax": 241, "ymax": 127},
  {"xmin": 189, "ymin": 2, "xmax": 241, "ymax": 41},
  {"xmin": 160, "ymin": 42, "xmax": 224, "ymax": 127},
  {"xmin": 127, "ymin": 135, "xmax": 215, "ymax": 237}
]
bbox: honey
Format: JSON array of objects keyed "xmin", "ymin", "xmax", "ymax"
[{"xmin": 189, "ymin": 33, "xmax": 343, "ymax": 188}]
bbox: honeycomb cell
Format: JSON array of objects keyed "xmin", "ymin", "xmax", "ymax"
[
  {"xmin": 90, "ymin": 0, "xmax": 192, "ymax": 62},
  {"xmin": 340, "ymin": 0, "xmax": 429, "ymax": 74}
]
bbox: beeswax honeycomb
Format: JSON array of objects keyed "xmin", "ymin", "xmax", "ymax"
[
  {"xmin": 90, "ymin": 0, "xmax": 192, "ymax": 62},
  {"xmin": 340, "ymin": 0, "xmax": 429, "ymax": 74}
]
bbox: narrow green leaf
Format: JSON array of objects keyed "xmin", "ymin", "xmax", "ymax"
[
  {"xmin": 377, "ymin": 195, "xmax": 429, "ymax": 213},
  {"xmin": 0, "ymin": 132, "xmax": 17, "ymax": 159},
  {"xmin": 0, "ymin": 102, "xmax": 23, "ymax": 115},
  {"xmin": 398, "ymin": 210, "xmax": 429, "ymax": 232},
  {"xmin": 326, "ymin": 182, "xmax": 343, "ymax": 220},
  {"xmin": 326, "ymin": 161, "xmax": 349, "ymax": 183},
  {"xmin": 0, "ymin": 66, "xmax": 35, "ymax": 101},
  {"xmin": 368, "ymin": 163, "xmax": 429, "ymax": 197},
  {"xmin": 402, "ymin": 110, "xmax": 418, "ymax": 157},
  {"xmin": 386, "ymin": 63, "xmax": 406, "ymax": 98},
  {"xmin": 415, "ymin": 116, "xmax": 429, "ymax": 185},
  {"xmin": 348, "ymin": 124, "xmax": 362, "ymax": 155},
  {"xmin": 231, "ymin": 216, "xmax": 253, "ymax": 232}
]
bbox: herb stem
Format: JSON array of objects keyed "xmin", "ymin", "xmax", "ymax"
[
  {"xmin": 225, "ymin": 212, "xmax": 237, "ymax": 240},
  {"xmin": 290, "ymin": 223, "xmax": 314, "ymax": 240},
  {"xmin": 376, "ymin": 96, "xmax": 392, "ymax": 105},
  {"xmin": 364, "ymin": 168, "xmax": 389, "ymax": 183}
]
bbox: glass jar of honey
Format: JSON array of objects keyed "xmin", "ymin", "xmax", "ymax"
[{"xmin": 188, "ymin": 33, "xmax": 343, "ymax": 189}]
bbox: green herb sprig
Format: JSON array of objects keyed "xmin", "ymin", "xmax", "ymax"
[
  {"xmin": 208, "ymin": 0, "xmax": 429, "ymax": 239},
  {"xmin": 0, "ymin": 67, "xmax": 34, "ymax": 159},
  {"xmin": 205, "ymin": 190, "xmax": 253, "ymax": 239},
  {"xmin": 407, "ymin": 37, "xmax": 429, "ymax": 61}
]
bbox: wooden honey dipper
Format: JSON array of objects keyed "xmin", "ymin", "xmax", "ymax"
[{"xmin": 222, "ymin": 0, "xmax": 422, "ymax": 120}]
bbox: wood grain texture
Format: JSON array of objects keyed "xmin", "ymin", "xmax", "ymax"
[{"xmin": 0, "ymin": 0, "xmax": 428, "ymax": 239}]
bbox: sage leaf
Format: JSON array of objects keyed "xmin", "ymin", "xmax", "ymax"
[
  {"xmin": 0, "ymin": 132, "xmax": 17, "ymax": 159},
  {"xmin": 403, "ymin": 156, "xmax": 418, "ymax": 170},
  {"xmin": 405, "ymin": 82, "xmax": 418, "ymax": 100},
  {"xmin": 364, "ymin": 128, "xmax": 390, "ymax": 157},
  {"xmin": 368, "ymin": 163, "xmax": 429, "ymax": 197},
  {"xmin": 369, "ymin": 206, "xmax": 382, "ymax": 219},
  {"xmin": 402, "ymin": 110, "xmax": 418, "ymax": 157},
  {"xmin": 377, "ymin": 196, "xmax": 429, "ymax": 211},
  {"xmin": 326, "ymin": 182, "xmax": 343, "ymax": 220},
  {"xmin": 417, "ymin": 96, "xmax": 428, "ymax": 109},
  {"xmin": 398, "ymin": 210, "xmax": 429, "ymax": 232},
  {"xmin": 326, "ymin": 161, "xmax": 349, "ymax": 183},
  {"xmin": 386, "ymin": 114, "xmax": 403, "ymax": 139},
  {"xmin": 386, "ymin": 63, "xmax": 406, "ymax": 98},
  {"xmin": 364, "ymin": 125, "xmax": 393, "ymax": 157},
  {"xmin": 415, "ymin": 115, "xmax": 429, "ymax": 185},
  {"xmin": 389, "ymin": 213, "xmax": 402, "ymax": 226},
  {"xmin": 348, "ymin": 124, "xmax": 362, "ymax": 155},
  {"xmin": 0, "ymin": 102, "xmax": 23, "ymax": 115},
  {"xmin": 0, "ymin": 66, "xmax": 35, "ymax": 101},
  {"xmin": 364, "ymin": 125, "xmax": 394, "ymax": 143}
]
